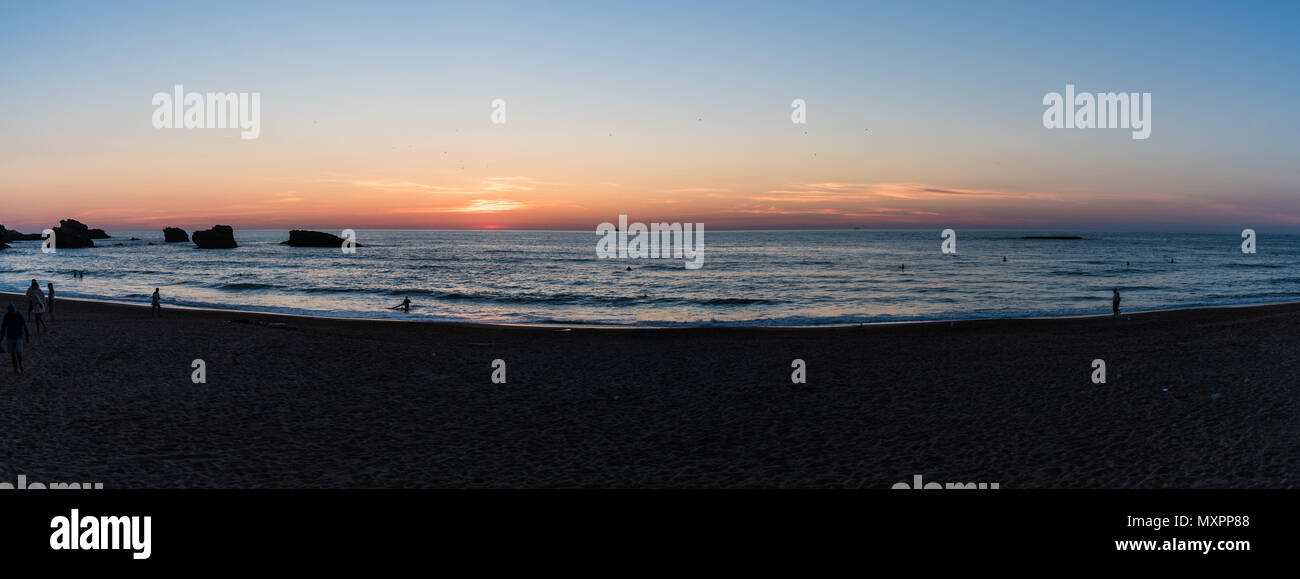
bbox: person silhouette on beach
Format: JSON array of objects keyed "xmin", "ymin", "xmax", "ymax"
[
  {"xmin": 46, "ymin": 283, "xmax": 55, "ymax": 321},
  {"xmin": 151, "ymin": 288, "xmax": 161, "ymax": 317},
  {"xmin": 1112, "ymin": 288, "xmax": 1121, "ymax": 318},
  {"xmin": 2, "ymin": 303, "xmax": 31, "ymax": 373},
  {"xmin": 391, "ymin": 297, "xmax": 411, "ymax": 312},
  {"xmin": 25, "ymin": 280, "xmax": 46, "ymax": 335},
  {"xmin": 900, "ymin": 263, "xmax": 905, "ymax": 271}
]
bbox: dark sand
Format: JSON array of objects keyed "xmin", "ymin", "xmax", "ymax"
[{"xmin": 1, "ymin": 293, "xmax": 1296, "ymax": 488}]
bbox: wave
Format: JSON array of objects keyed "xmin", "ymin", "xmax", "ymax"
[
  {"xmin": 424, "ymin": 290, "xmax": 776, "ymax": 306},
  {"xmin": 216, "ymin": 282, "xmax": 280, "ymax": 291},
  {"xmin": 1202, "ymin": 291, "xmax": 1300, "ymax": 300},
  {"xmin": 1223, "ymin": 262, "xmax": 1285, "ymax": 268}
]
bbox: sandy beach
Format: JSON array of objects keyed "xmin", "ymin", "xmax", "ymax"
[{"xmin": 0, "ymin": 292, "xmax": 1295, "ymax": 488}]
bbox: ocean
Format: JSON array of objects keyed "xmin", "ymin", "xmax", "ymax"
[{"xmin": 1, "ymin": 229, "xmax": 1296, "ymax": 326}]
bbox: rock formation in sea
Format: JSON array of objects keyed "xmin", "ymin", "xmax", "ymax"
[
  {"xmin": 163, "ymin": 227, "xmax": 190, "ymax": 243},
  {"xmin": 0, "ymin": 225, "xmax": 45, "ymax": 242},
  {"xmin": 280, "ymin": 230, "xmax": 362, "ymax": 247},
  {"xmin": 192, "ymin": 225, "xmax": 238, "ymax": 248},
  {"xmin": 88, "ymin": 229, "xmax": 111, "ymax": 239},
  {"xmin": 52, "ymin": 219, "xmax": 96, "ymax": 248}
]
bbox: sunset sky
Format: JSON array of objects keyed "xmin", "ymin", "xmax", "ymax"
[{"xmin": 2, "ymin": 0, "xmax": 1297, "ymax": 232}]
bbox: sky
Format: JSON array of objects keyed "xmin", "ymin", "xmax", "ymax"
[{"xmin": 1, "ymin": 0, "xmax": 1297, "ymax": 232}]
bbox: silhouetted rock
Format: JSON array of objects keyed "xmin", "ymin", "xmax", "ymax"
[
  {"xmin": 281, "ymin": 230, "xmax": 361, "ymax": 248},
  {"xmin": 53, "ymin": 219, "xmax": 95, "ymax": 248},
  {"xmin": 192, "ymin": 225, "xmax": 238, "ymax": 249},
  {"xmin": 163, "ymin": 227, "xmax": 189, "ymax": 243},
  {"xmin": 0, "ymin": 225, "xmax": 43, "ymax": 242},
  {"xmin": 88, "ymin": 229, "xmax": 111, "ymax": 239}
]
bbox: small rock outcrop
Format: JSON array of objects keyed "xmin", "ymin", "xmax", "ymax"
[
  {"xmin": 88, "ymin": 229, "xmax": 111, "ymax": 239},
  {"xmin": 192, "ymin": 225, "xmax": 238, "ymax": 249},
  {"xmin": 281, "ymin": 230, "xmax": 361, "ymax": 248},
  {"xmin": 163, "ymin": 227, "xmax": 189, "ymax": 243}
]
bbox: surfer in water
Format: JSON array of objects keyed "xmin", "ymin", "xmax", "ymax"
[
  {"xmin": 1112, "ymin": 288, "xmax": 1121, "ymax": 319},
  {"xmin": 391, "ymin": 297, "xmax": 411, "ymax": 312}
]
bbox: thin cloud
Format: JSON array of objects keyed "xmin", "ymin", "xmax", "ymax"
[
  {"xmin": 322, "ymin": 176, "xmax": 545, "ymax": 195},
  {"xmin": 481, "ymin": 176, "xmax": 539, "ymax": 192},
  {"xmin": 323, "ymin": 179, "xmax": 469, "ymax": 193},
  {"xmin": 664, "ymin": 187, "xmax": 732, "ymax": 194},
  {"xmin": 447, "ymin": 199, "xmax": 527, "ymax": 213},
  {"xmin": 763, "ymin": 183, "xmax": 1064, "ymax": 202}
]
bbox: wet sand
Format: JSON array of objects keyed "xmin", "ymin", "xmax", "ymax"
[{"xmin": 0, "ymin": 292, "xmax": 1296, "ymax": 488}]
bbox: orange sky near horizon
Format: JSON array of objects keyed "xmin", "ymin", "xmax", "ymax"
[{"xmin": 4, "ymin": 120, "xmax": 1292, "ymax": 233}]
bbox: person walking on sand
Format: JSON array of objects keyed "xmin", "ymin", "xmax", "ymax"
[
  {"xmin": 25, "ymin": 280, "xmax": 46, "ymax": 335},
  {"xmin": 390, "ymin": 297, "xmax": 411, "ymax": 312},
  {"xmin": 151, "ymin": 288, "xmax": 161, "ymax": 317},
  {"xmin": 46, "ymin": 283, "xmax": 55, "ymax": 321},
  {"xmin": 1112, "ymin": 288, "xmax": 1121, "ymax": 319},
  {"xmin": 2, "ymin": 303, "xmax": 31, "ymax": 373}
]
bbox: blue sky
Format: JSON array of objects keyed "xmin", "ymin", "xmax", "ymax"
[{"xmin": 1, "ymin": 0, "xmax": 1297, "ymax": 231}]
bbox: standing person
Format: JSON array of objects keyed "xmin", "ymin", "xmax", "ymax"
[
  {"xmin": 151, "ymin": 288, "xmax": 161, "ymax": 317},
  {"xmin": 2, "ymin": 303, "xmax": 31, "ymax": 373},
  {"xmin": 46, "ymin": 283, "xmax": 55, "ymax": 321},
  {"xmin": 25, "ymin": 280, "xmax": 46, "ymax": 334},
  {"xmin": 1112, "ymin": 288, "xmax": 1121, "ymax": 319},
  {"xmin": 390, "ymin": 297, "xmax": 411, "ymax": 312}
]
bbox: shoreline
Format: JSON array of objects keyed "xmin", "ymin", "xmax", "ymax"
[
  {"xmin": 0, "ymin": 292, "xmax": 1297, "ymax": 487},
  {"xmin": 4, "ymin": 291, "xmax": 1299, "ymax": 330}
]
